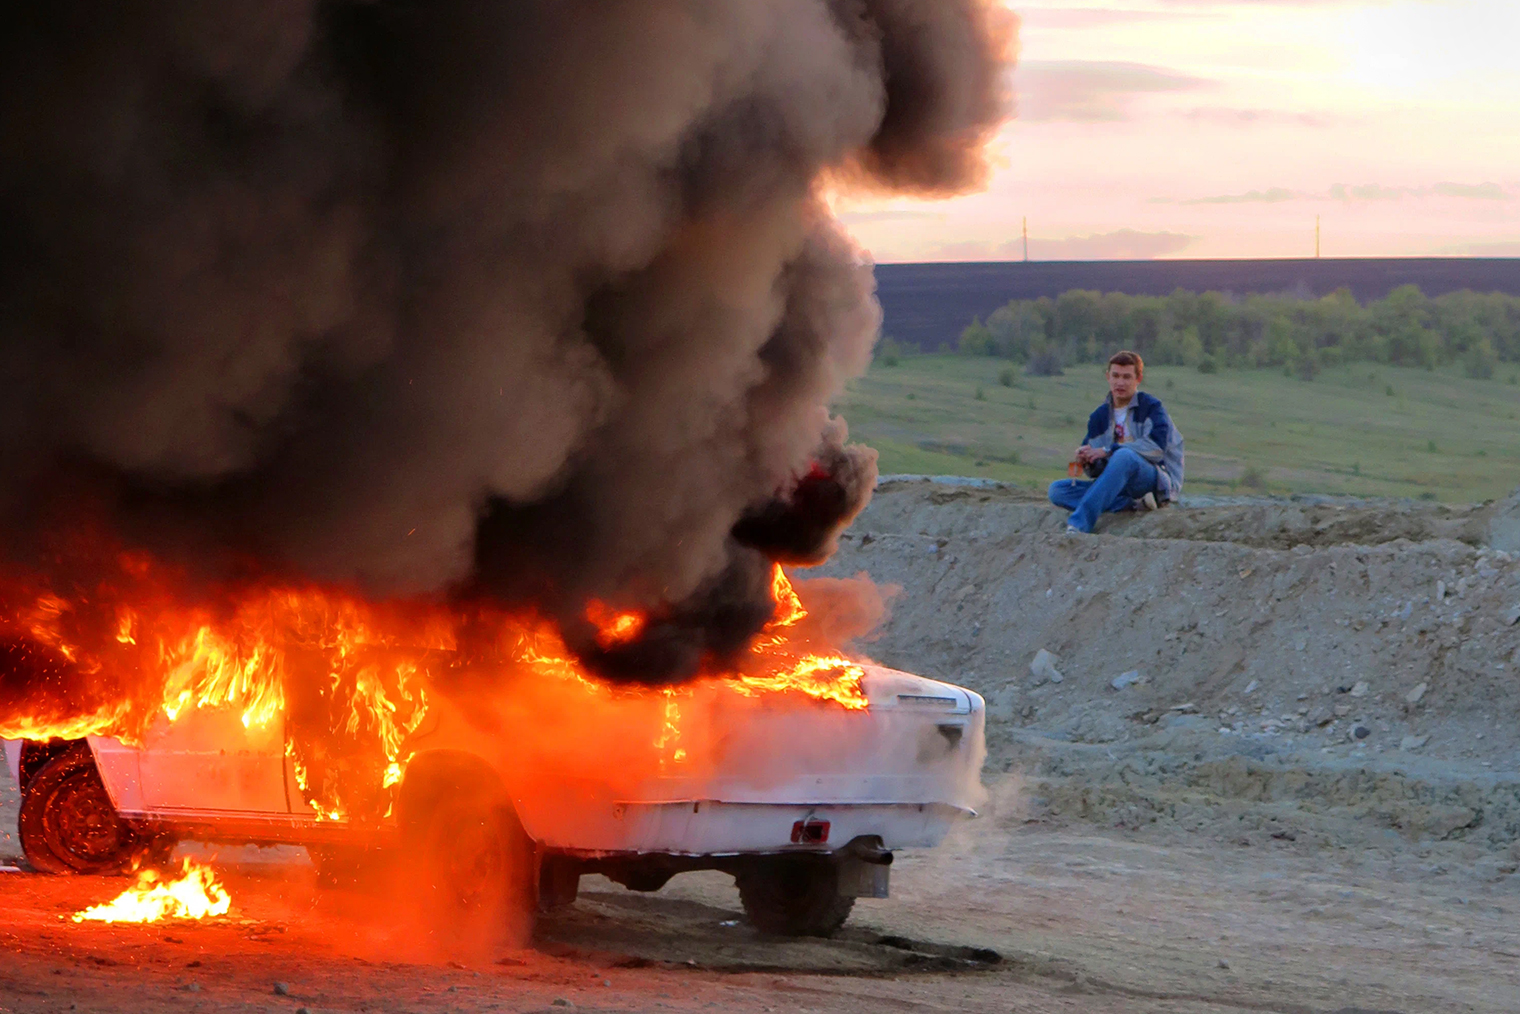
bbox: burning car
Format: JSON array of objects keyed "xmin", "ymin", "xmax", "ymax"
[{"xmin": 2, "ymin": 564, "xmax": 984, "ymax": 939}]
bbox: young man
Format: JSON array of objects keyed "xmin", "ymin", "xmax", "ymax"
[{"xmin": 1048, "ymin": 350, "xmax": 1184, "ymax": 534}]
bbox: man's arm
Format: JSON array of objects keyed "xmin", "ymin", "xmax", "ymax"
[
  {"xmin": 1076, "ymin": 404, "xmax": 1109, "ymax": 461},
  {"xmin": 1084, "ymin": 406, "xmax": 1107, "ymax": 444},
  {"xmin": 1123, "ymin": 396, "xmax": 1173, "ymax": 464}
]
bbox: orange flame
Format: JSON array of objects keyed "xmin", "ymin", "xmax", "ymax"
[
  {"xmin": 585, "ymin": 600, "xmax": 647, "ymax": 649},
  {"xmin": 70, "ymin": 858, "xmax": 231, "ymax": 924},
  {"xmin": 2, "ymin": 551, "xmax": 867, "ymax": 820},
  {"xmin": 768, "ymin": 565, "xmax": 807, "ymax": 631}
]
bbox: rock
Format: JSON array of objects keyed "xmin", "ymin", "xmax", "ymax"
[
  {"xmin": 1217, "ymin": 959, "xmax": 1231, "ymax": 969},
  {"xmin": 552, "ymin": 1000, "xmax": 573, "ymax": 1009},
  {"xmin": 1350, "ymin": 724, "xmax": 1372, "ymax": 741},
  {"xmin": 1488, "ymin": 486, "xmax": 1520, "ymax": 553},
  {"xmin": 1504, "ymin": 603, "xmax": 1520, "ymax": 626},
  {"xmin": 1030, "ymin": 649, "xmax": 1063, "ymax": 684},
  {"xmin": 1333, "ymin": 704, "xmax": 1352, "ymax": 717},
  {"xmin": 273, "ymin": 983, "xmax": 290, "ymax": 997},
  {"xmin": 1349, "ymin": 680, "xmax": 1370, "ymax": 698},
  {"xmin": 1244, "ymin": 679, "xmax": 1260, "ymax": 695},
  {"xmin": 1400, "ymin": 734, "xmax": 1430, "ymax": 751},
  {"xmin": 1436, "ymin": 579, "xmax": 1446, "ymax": 601},
  {"xmin": 987, "ymin": 688, "xmax": 1018, "ymax": 721},
  {"xmin": 184, "ymin": 983, "xmax": 200, "ymax": 994},
  {"xmin": 1405, "ymin": 682, "xmax": 1428, "ymax": 704},
  {"xmin": 1111, "ymin": 670, "xmax": 1145, "ymax": 690}
]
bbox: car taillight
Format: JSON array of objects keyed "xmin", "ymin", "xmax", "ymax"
[{"xmin": 790, "ymin": 819, "xmax": 829, "ymax": 845}]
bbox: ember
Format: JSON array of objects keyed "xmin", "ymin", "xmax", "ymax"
[{"xmin": 71, "ymin": 858, "xmax": 231, "ymax": 924}]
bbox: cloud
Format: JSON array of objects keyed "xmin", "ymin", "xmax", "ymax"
[
  {"xmin": 1030, "ymin": 229, "xmax": 1198, "ymax": 260},
  {"xmin": 837, "ymin": 208, "xmax": 948, "ymax": 224},
  {"xmin": 1442, "ymin": 241, "xmax": 1520, "ymax": 256},
  {"xmin": 1152, "ymin": 182, "xmax": 1515, "ymax": 205},
  {"xmin": 926, "ymin": 229, "xmax": 1197, "ymax": 262},
  {"xmin": 1019, "ymin": 8, "xmax": 1204, "ymax": 30},
  {"xmin": 1329, "ymin": 181, "xmax": 1511, "ymax": 201},
  {"xmin": 1328, "ymin": 183, "xmax": 1404, "ymax": 201},
  {"xmin": 1432, "ymin": 181, "xmax": 1508, "ymax": 200},
  {"xmin": 1016, "ymin": 60, "xmax": 1209, "ymax": 122},
  {"xmin": 1181, "ymin": 106, "xmax": 1332, "ymax": 128},
  {"xmin": 1154, "ymin": 0, "xmax": 1395, "ymax": 5},
  {"xmin": 1180, "ymin": 187, "xmax": 1300, "ymax": 205}
]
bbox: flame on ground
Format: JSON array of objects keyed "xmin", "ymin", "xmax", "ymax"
[{"xmin": 70, "ymin": 859, "xmax": 231, "ymax": 924}]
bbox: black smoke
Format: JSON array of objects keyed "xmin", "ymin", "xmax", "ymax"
[{"xmin": 0, "ymin": 1, "xmax": 1015, "ymax": 683}]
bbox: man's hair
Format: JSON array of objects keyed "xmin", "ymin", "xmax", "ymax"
[{"xmin": 1107, "ymin": 350, "xmax": 1143, "ymax": 380}]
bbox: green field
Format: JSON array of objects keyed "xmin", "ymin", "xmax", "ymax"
[{"xmin": 833, "ymin": 355, "xmax": 1520, "ymax": 503}]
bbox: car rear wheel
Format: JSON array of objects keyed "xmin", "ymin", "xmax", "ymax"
[
  {"xmin": 414, "ymin": 791, "xmax": 537, "ymax": 947},
  {"xmin": 18, "ymin": 745, "xmax": 139, "ymax": 875},
  {"xmin": 736, "ymin": 855, "xmax": 855, "ymax": 937}
]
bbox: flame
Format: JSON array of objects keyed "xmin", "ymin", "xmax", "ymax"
[
  {"xmin": 732, "ymin": 565, "xmax": 867, "ymax": 710},
  {"xmin": 733, "ymin": 655, "xmax": 867, "ymax": 711},
  {"xmin": 2, "ymin": 549, "xmax": 867, "ymax": 820},
  {"xmin": 656, "ymin": 688, "xmax": 687, "ymax": 766},
  {"xmin": 768, "ymin": 565, "xmax": 807, "ymax": 632},
  {"xmin": 70, "ymin": 858, "xmax": 231, "ymax": 924},
  {"xmin": 585, "ymin": 600, "xmax": 647, "ymax": 649}
]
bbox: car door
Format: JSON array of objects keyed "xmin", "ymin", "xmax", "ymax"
[{"xmin": 136, "ymin": 706, "xmax": 289, "ymax": 814}]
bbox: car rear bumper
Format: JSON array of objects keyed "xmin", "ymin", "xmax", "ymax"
[{"xmin": 548, "ymin": 800, "xmax": 970, "ymax": 857}]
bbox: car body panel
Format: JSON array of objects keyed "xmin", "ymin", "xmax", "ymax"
[
  {"xmin": 5, "ymin": 666, "xmax": 985, "ymax": 859},
  {"xmin": 2, "ymin": 740, "xmax": 19, "ymax": 787},
  {"xmin": 135, "ymin": 709, "xmax": 288, "ymax": 814},
  {"xmin": 549, "ymin": 800, "xmax": 967, "ymax": 857}
]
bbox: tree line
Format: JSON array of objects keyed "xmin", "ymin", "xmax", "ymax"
[{"xmin": 951, "ymin": 285, "xmax": 1520, "ymax": 379}]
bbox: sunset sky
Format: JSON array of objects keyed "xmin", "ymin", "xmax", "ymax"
[{"xmin": 840, "ymin": 0, "xmax": 1520, "ymax": 262}]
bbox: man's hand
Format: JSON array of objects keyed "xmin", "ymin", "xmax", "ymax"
[{"xmin": 1075, "ymin": 446, "xmax": 1109, "ymax": 465}]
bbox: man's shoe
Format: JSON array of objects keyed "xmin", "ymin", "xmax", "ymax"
[
  {"xmin": 1063, "ymin": 525, "xmax": 1084, "ymax": 537},
  {"xmin": 1137, "ymin": 492, "xmax": 1158, "ymax": 512}
]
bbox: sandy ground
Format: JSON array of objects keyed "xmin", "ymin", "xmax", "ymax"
[
  {"xmin": 4, "ymin": 774, "xmax": 1518, "ymax": 1013},
  {"xmin": 5, "ymin": 485, "xmax": 1520, "ymax": 1012}
]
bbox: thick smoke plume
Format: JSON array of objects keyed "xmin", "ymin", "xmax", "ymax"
[{"xmin": 0, "ymin": 1, "xmax": 1014, "ymax": 683}]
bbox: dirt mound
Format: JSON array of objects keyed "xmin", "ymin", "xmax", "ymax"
[
  {"xmin": 820, "ymin": 479, "xmax": 1520, "ymax": 851},
  {"xmin": 874, "ymin": 475, "xmax": 1497, "ymax": 549}
]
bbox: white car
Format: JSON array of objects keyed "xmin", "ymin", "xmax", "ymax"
[{"xmin": 5, "ymin": 664, "xmax": 984, "ymax": 937}]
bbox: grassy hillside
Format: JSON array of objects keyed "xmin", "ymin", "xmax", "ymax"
[{"xmin": 833, "ymin": 355, "xmax": 1520, "ymax": 502}]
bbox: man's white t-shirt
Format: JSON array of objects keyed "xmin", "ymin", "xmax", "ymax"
[{"xmin": 1112, "ymin": 402, "xmax": 1133, "ymax": 443}]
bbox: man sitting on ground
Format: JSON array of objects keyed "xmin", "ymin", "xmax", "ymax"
[{"xmin": 1048, "ymin": 350, "xmax": 1184, "ymax": 534}]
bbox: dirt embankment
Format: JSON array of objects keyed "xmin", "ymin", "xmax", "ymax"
[
  {"xmin": 818, "ymin": 480, "xmax": 1520, "ymax": 856},
  {"xmin": 4, "ymin": 484, "xmax": 1520, "ymax": 1014}
]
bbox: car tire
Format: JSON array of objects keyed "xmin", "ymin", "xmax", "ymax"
[
  {"xmin": 18, "ymin": 745, "xmax": 139, "ymax": 875},
  {"xmin": 736, "ymin": 855, "xmax": 855, "ymax": 937},
  {"xmin": 415, "ymin": 791, "xmax": 537, "ymax": 946}
]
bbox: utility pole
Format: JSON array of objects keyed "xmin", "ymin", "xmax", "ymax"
[
  {"xmin": 1022, "ymin": 216, "xmax": 1029, "ymax": 262},
  {"xmin": 1315, "ymin": 215, "xmax": 1321, "ymax": 259}
]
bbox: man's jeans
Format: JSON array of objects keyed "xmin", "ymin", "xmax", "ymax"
[{"xmin": 1048, "ymin": 447, "xmax": 1159, "ymax": 533}]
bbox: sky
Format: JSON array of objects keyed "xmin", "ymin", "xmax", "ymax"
[{"xmin": 839, "ymin": 0, "xmax": 1520, "ymax": 261}]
